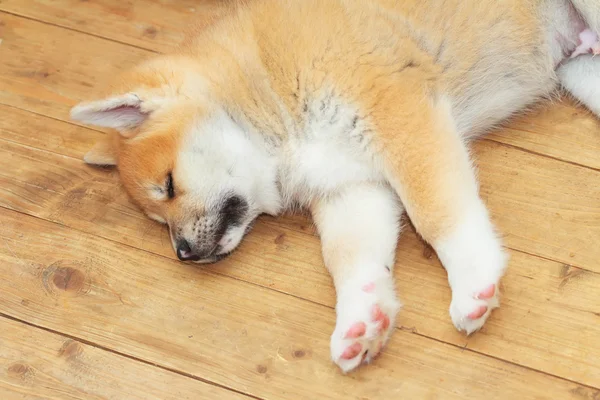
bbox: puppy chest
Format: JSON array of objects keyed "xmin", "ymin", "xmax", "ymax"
[{"xmin": 283, "ymin": 94, "xmax": 383, "ymax": 196}]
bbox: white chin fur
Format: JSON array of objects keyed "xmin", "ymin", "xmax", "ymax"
[
  {"xmin": 189, "ymin": 224, "xmax": 248, "ymax": 264},
  {"xmin": 217, "ymin": 224, "xmax": 247, "ymax": 255}
]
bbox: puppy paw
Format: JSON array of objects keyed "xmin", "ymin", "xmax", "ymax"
[
  {"xmin": 330, "ymin": 273, "xmax": 401, "ymax": 373},
  {"xmin": 445, "ymin": 243, "xmax": 506, "ymax": 334},
  {"xmin": 435, "ymin": 204, "xmax": 508, "ymax": 335},
  {"xmin": 450, "ymin": 283, "xmax": 499, "ymax": 334}
]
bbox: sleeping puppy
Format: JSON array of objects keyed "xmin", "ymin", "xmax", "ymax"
[{"xmin": 70, "ymin": 0, "xmax": 600, "ymax": 373}]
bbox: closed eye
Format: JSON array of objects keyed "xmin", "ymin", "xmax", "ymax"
[{"xmin": 166, "ymin": 172, "xmax": 175, "ymax": 199}]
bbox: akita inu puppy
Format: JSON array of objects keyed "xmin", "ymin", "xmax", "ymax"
[{"xmin": 71, "ymin": 0, "xmax": 600, "ymax": 372}]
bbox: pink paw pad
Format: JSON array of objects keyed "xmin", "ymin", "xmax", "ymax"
[
  {"xmin": 476, "ymin": 284, "xmax": 496, "ymax": 300},
  {"xmin": 362, "ymin": 282, "xmax": 376, "ymax": 293},
  {"xmin": 468, "ymin": 305, "xmax": 488, "ymax": 320},
  {"xmin": 344, "ymin": 322, "xmax": 367, "ymax": 339},
  {"xmin": 341, "ymin": 342, "xmax": 363, "ymax": 360},
  {"xmin": 371, "ymin": 305, "xmax": 391, "ymax": 333},
  {"xmin": 371, "ymin": 305, "xmax": 385, "ymax": 322}
]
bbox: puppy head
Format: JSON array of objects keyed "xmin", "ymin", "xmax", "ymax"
[{"xmin": 71, "ymin": 58, "xmax": 281, "ymax": 263}]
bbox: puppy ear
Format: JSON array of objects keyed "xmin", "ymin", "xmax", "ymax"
[
  {"xmin": 70, "ymin": 93, "xmax": 149, "ymax": 136},
  {"xmin": 83, "ymin": 135, "xmax": 118, "ymax": 166}
]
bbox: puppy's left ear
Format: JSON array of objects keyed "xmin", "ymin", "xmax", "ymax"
[
  {"xmin": 70, "ymin": 93, "xmax": 150, "ymax": 137},
  {"xmin": 83, "ymin": 134, "xmax": 118, "ymax": 166}
]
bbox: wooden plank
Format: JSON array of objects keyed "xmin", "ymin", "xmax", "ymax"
[
  {"xmin": 0, "ymin": 12, "xmax": 151, "ymax": 122},
  {"xmin": 0, "ymin": 318, "xmax": 249, "ymax": 400},
  {"xmin": 1, "ymin": 111, "xmax": 600, "ymax": 387},
  {"xmin": 476, "ymin": 139, "xmax": 600, "ymax": 273},
  {"xmin": 0, "ymin": 208, "xmax": 596, "ymax": 400},
  {"xmin": 0, "ymin": 0, "xmax": 227, "ymax": 53},
  {"xmin": 2, "ymin": 3, "xmax": 599, "ymax": 170},
  {"xmin": 489, "ymin": 97, "xmax": 600, "ymax": 170},
  {"xmin": 0, "ymin": 105, "xmax": 104, "ymax": 159}
]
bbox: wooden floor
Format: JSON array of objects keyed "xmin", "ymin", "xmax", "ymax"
[{"xmin": 0, "ymin": 1, "xmax": 599, "ymax": 399}]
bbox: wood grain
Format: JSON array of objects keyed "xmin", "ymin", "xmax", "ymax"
[
  {"xmin": 0, "ymin": 12, "xmax": 150, "ymax": 121},
  {"xmin": 0, "ymin": 0, "xmax": 228, "ymax": 53},
  {"xmin": 0, "ymin": 318, "xmax": 249, "ymax": 400},
  {"xmin": 476, "ymin": 139, "xmax": 600, "ymax": 273},
  {"xmin": 0, "ymin": 105, "xmax": 104, "ymax": 159},
  {"xmin": 0, "ymin": 208, "xmax": 596, "ymax": 400},
  {"xmin": 489, "ymin": 98, "xmax": 600, "ymax": 170},
  {"xmin": 1, "ymin": 108, "xmax": 599, "ymax": 386}
]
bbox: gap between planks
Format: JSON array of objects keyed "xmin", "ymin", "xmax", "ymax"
[
  {"xmin": 0, "ymin": 8, "xmax": 162, "ymax": 54},
  {"xmin": 0, "ymin": 312, "xmax": 259, "ymax": 400},
  {"xmin": 482, "ymin": 138, "xmax": 600, "ymax": 173}
]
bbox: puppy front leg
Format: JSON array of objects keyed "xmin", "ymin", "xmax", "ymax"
[{"xmin": 310, "ymin": 183, "xmax": 402, "ymax": 373}]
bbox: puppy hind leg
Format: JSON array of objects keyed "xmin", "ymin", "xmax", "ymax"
[{"xmin": 558, "ymin": 55, "xmax": 600, "ymax": 117}]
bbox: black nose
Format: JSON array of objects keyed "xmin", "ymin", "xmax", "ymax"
[{"xmin": 176, "ymin": 240, "xmax": 200, "ymax": 261}]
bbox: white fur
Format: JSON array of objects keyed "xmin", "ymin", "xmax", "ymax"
[
  {"xmin": 311, "ymin": 184, "xmax": 402, "ymax": 372},
  {"xmin": 558, "ymin": 55, "xmax": 600, "ymax": 116},
  {"xmin": 217, "ymin": 224, "xmax": 247, "ymax": 254},
  {"xmin": 331, "ymin": 270, "xmax": 401, "ymax": 373},
  {"xmin": 177, "ymin": 110, "xmax": 279, "ymax": 212},
  {"xmin": 171, "ymin": 92, "xmax": 387, "ymax": 259},
  {"xmin": 174, "ymin": 110, "xmax": 281, "ymax": 258},
  {"xmin": 279, "ymin": 89, "xmax": 385, "ymax": 205},
  {"xmin": 570, "ymin": 0, "xmax": 600, "ymax": 33},
  {"xmin": 434, "ymin": 200, "xmax": 508, "ymax": 334}
]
